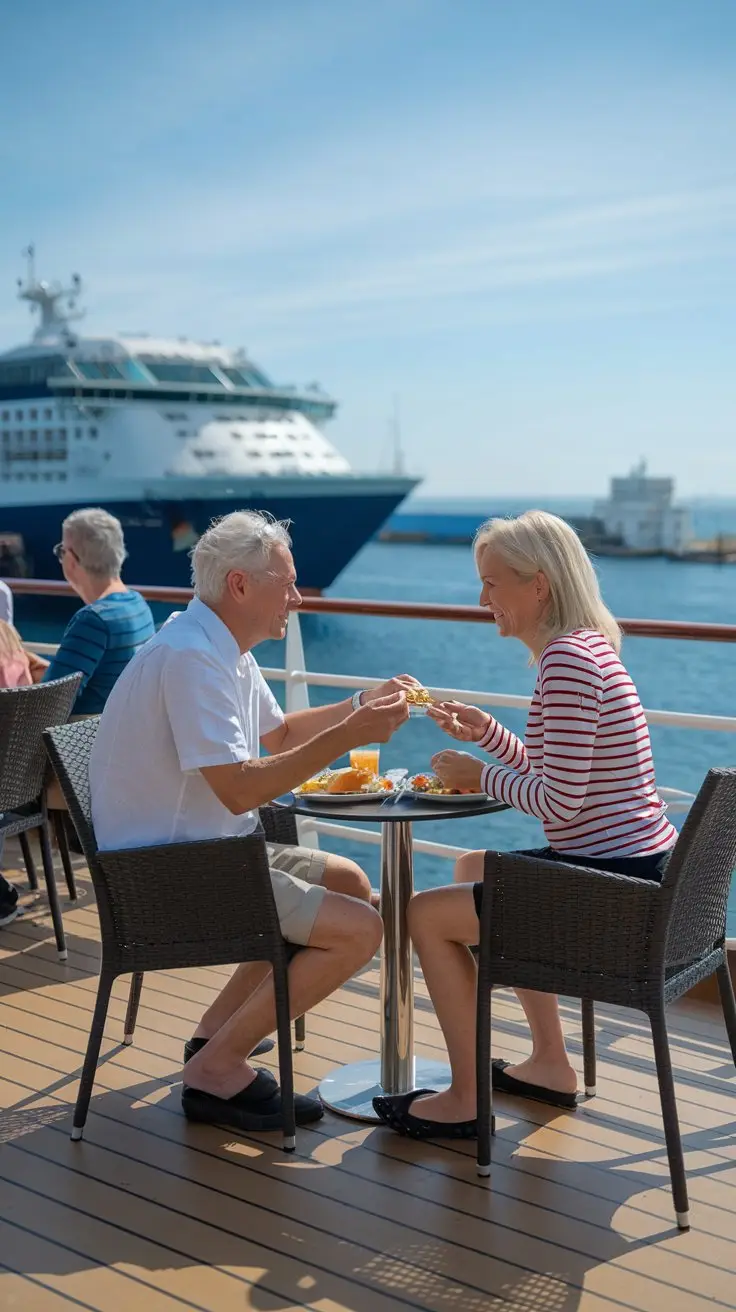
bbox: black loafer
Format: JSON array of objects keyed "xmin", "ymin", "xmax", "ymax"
[
  {"xmin": 182, "ymin": 1069, "xmax": 323, "ymax": 1130},
  {"xmin": 183, "ymin": 1035, "xmax": 274, "ymax": 1063}
]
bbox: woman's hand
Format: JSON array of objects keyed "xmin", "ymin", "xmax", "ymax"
[
  {"xmin": 431, "ymin": 749, "xmax": 485, "ymax": 793},
  {"xmin": 427, "ymin": 700, "xmax": 490, "ymax": 743}
]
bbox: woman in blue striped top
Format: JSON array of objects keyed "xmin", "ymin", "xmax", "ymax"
[{"xmin": 41, "ymin": 508, "xmax": 155, "ymax": 714}]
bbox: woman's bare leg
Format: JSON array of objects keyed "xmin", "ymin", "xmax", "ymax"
[
  {"xmin": 405, "ymin": 884, "xmax": 481, "ymax": 1121},
  {"xmin": 453, "ymin": 849, "xmax": 577, "ymax": 1095}
]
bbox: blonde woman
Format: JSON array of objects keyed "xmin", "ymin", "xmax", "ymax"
[
  {"xmin": 0, "ymin": 620, "xmax": 48, "ymax": 688},
  {"xmin": 374, "ymin": 510, "xmax": 677, "ymax": 1139}
]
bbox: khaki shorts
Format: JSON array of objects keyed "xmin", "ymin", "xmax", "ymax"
[{"xmin": 266, "ymin": 842, "xmax": 328, "ymax": 946}]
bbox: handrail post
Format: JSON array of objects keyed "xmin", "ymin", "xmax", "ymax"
[{"xmin": 284, "ymin": 612, "xmax": 319, "ymax": 850}]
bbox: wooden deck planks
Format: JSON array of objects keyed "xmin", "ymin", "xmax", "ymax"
[{"xmin": 1, "ymin": 858, "xmax": 735, "ymax": 1312}]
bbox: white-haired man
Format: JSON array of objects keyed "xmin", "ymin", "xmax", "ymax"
[
  {"xmin": 42, "ymin": 507, "xmax": 155, "ymax": 713},
  {"xmin": 90, "ymin": 511, "xmax": 414, "ymax": 1132}
]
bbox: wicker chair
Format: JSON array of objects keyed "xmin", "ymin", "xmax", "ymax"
[
  {"xmin": 0, "ymin": 675, "xmax": 82, "ymax": 959},
  {"xmin": 259, "ymin": 802, "xmax": 307, "ymax": 1051},
  {"xmin": 476, "ymin": 766, "xmax": 736, "ymax": 1230},
  {"xmin": 43, "ymin": 718, "xmax": 298, "ymax": 1152}
]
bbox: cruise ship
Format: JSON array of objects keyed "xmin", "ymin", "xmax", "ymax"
[{"xmin": 0, "ymin": 252, "xmax": 417, "ymax": 590}]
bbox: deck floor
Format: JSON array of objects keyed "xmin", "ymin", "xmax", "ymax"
[{"xmin": 1, "ymin": 844, "xmax": 735, "ymax": 1312}]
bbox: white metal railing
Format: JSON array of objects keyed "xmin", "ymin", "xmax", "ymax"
[{"xmin": 23, "ymin": 614, "xmax": 736, "ymax": 839}]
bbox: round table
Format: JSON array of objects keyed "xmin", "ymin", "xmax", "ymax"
[{"xmin": 276, "ymin": 789, "xmax": 507, "ymax": 1122}]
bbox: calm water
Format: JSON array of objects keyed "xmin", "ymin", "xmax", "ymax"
[{"xmin": 21, "ymin": 499, "xmax": 736, "ymax": 933}]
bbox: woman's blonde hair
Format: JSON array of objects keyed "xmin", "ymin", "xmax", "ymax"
[
  {"xmin": 474, "ymin": 509, "xmax": 622, "ymax": 653},
  {"xmin": 0, "ymin": 619, "xmax": 26, "ymax": 660}
]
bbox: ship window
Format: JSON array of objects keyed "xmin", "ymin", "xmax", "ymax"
[
  {"xmin": 15, "ymin": 410, "xmax": 22, "ymax": 420},
  {"xmin": 44, "ymin": 429, "xmax": 52, "ymax": 439},
  {"xmin": 75, "ymin": 427, "xmax": 82, "ymax": 438},
  {"xmin": 1, "ymin": 411, "xmax": 8, "ymax": 421},
  {"xmin": 43, "ymin": 472, "xmax": 52, "ymax": 480},
  {"xmin": 29, "ymin": 430, "xmax": 37, "ymax": 441},
  {"xmin": 59, "ymin": 428, "xmax": 67, "ymax": 440},
  {"xmin": 221, "ymin": 365, "xmax": 272, "ymax": 389},
  {"xmin": 30, "ymin": 409, "xmax": 38, "ymax": 420},
  {"xmin": 144, "ymin": 362, "xmax": 222, "ymax": 386},
  {"xmin": 75, "ymin": 360, "xmax": 128, "ymax": 381},
  {"xmin": 90, "ymin": 427, "xmax": 98, "ymax": 438},
  {"xmin": 44, "ymin": 408, "xmax": 52, "ymax": 419}
]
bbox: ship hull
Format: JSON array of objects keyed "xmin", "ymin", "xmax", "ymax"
[{"xmin": 0, "ymin": 483, "xmax": 413, "ymax": 592}]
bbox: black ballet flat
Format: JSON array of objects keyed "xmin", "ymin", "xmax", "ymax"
[
  {"xmin": 373, "ymin": 1089, "xmax": 488, "ymax": 1140},
  {"xmin": 492, "ymin": 1059, "xmax": 579, "ymax": 1109}
]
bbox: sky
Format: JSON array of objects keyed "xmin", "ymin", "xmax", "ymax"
[{"xmin": 1, "ymin": 0, "xmax": 735, "ymax": 499}]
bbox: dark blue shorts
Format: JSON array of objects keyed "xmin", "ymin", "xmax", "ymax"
[{"xmin": 472, "ymin": 845, "xmax": 673, "ymax": 919}]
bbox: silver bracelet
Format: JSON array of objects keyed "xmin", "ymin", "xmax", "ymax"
[{"xmin": 351, "ymin": 690, "xmax": 365, "ymax": 710}]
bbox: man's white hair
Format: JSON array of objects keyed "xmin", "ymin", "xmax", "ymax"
[
  {"xmin": 191, "ymin": 510, "xmax": 292, "ymax": 604},
  {"xmin": 63, "ymin": 508, "xmax": 127, "ymax": 578}
]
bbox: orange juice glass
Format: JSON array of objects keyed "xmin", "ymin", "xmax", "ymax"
[{"xmin": 350, "ymin": 746, "xmax": 380, "ymax": 775}]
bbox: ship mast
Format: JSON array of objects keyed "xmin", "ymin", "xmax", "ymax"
[
  {"xmin": 391, "ymin": 393, "xmax": 405, "ymax": 476},
  {"xmin": 16, "ymin": 244, "xmax": 85, "ymax": 343}
]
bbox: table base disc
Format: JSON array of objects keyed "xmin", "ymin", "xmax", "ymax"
[{"xmin": 319, "ymin": 1057, "xmax": 452, "ymax": 1123}]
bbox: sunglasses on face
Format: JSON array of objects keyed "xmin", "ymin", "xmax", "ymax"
[{"xmin": 53, "ymin": 542, "xmax": 78, "ymax": 562}]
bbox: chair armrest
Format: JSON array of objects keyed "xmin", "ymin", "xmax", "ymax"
[
  {"xmin": 259, "ymin": 802, "xmax": 299, "ymax": 847},
  {"xmin": 479, "ymin": 850, "xmax": 662, "ymax": 987}
]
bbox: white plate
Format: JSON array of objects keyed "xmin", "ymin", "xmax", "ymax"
[{"xmin": 407, "ymin": 779, "xmax": 487, "ymax": 803}]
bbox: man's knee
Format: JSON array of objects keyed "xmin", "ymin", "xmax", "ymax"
[
  {"xmin": 322, "ymin": 854, "xmax": 372, "ymax": 902},
  {"xmin": 310, "ymin": 891, "xmax": 383, "ymax": 960}
]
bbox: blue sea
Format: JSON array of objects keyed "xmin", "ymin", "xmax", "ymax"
[{"xmin": 20, "ymin": 496, "xmax": 736, "ymax": 935}]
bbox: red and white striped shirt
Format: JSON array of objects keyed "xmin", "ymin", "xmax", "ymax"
[{"xmin": 479, "ymin": 629, "xmax": 677, "ymax": 858}]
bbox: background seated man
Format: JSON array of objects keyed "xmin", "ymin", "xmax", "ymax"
[
  {"xmin": 90, "ymin": 509, "xmax": 413, "ymax": 1132},
  {"xmin": 42, "ymin": 507, "xmax": 155, "ymax": 715}
]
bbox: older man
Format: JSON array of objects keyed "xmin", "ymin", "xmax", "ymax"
[
  {"xmin": 43, "ymin": 507, "xmax": 155, "ymax": 713},
  {"xmin": 90, "ymin": 510, "xmax": 412, "ymax": 1132}
]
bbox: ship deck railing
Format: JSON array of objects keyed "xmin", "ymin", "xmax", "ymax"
[{"xmin": 12, "ymin": 578, "xmax": 736, "ymax": 948}]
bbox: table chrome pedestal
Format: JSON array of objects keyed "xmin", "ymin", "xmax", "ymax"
[
  {"xmin": 319, "ymin": 820, "xmax": 450, "ymax": 1122},
  {"xmin": 282, "ymin": 790, "xmax": 505, "ymax": 1124}
]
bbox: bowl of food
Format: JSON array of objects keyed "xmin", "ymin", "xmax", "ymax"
[{"xmin": 405, "ymin": 686, "xmax": 434, "ymax": 716}]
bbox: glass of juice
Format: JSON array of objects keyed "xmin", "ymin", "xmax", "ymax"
[{"xmin": 350, "ymin": 746, "xmax": 380, "ymax": 775}]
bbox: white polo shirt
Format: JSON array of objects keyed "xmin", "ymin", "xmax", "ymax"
[{"xmin": 90, "ymin": 597, "xmax": 285, "ymax": 850}]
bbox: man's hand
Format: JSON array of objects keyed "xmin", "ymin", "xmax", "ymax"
[
  {"xmin": 361, "ymin": 674, "xmax": 424, "ymax": 706},
  {"xmin": 427, "ymin": 700, "xmax": 490, "ymax": 743},
  {"xmin": 348, "ymin": 690, "xmax": 409, "ymax": 745},
  {"xmin": 430, "ymin": 748, "xmax": 484, "ymax": 793}
]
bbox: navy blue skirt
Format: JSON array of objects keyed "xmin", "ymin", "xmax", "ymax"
[{"xmin": 472, "ymin": 845, "xmax": 673, "ymax": 919}]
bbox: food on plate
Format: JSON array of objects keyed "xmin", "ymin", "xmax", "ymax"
[
  {"xmin": 405, "ymin": 686, "xmax": 433, "ymax": 706},
  {"xmin": 410, "ymin": 772, "xmax": 479, "ymax": 796},
  {"xmin": 295, "ymin": 767, "xmax": 395, "ymax": 796},
  {"xmin": 326, "ymin": 767, "xmax": 375, "ymax": 793}
]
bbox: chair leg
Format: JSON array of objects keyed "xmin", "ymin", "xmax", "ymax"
[
  {"xmin": 476, "ymin": 958, "xmax": 494, "ymax": 1179},
  {"xmin": 294, "ymin": 1014, "xmax": 306, "ymax": 1051},
  {"xmin": 123, "ymin": 973, "xmax": 144, "ymax": 1045},
  {"xmin": 274, "ymin": 957, "xmax": 296, "ymax": 1153},
  {"xmin": 716, "ymin": 961, "xmax": 736, "ymax": 1068},
  {"xmin": 38, "ymin": 822, "xmax": 67, "ymax": 961},
  {"xmin": 649, "ymin": 1007, "xmax": 689, "ymax": 1229},
  {"xmin": 19, "ymin": 830, "xmax": 39, "ymax": 891},
  {"xmin": 53, "ymin": 812, "xmax": 78, "ymax": 902},
  {"xmin": 72, "ymin": 970, "xmax": 115, "ymax": 1140},
  {"xmin": 582, "ymin": 998, "xmax": 597, "ymax": 1096}
]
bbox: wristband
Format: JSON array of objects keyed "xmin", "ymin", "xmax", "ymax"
[{"xmin": 351, "ymin": 690, "xmax": 365, "ymax": 710}]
